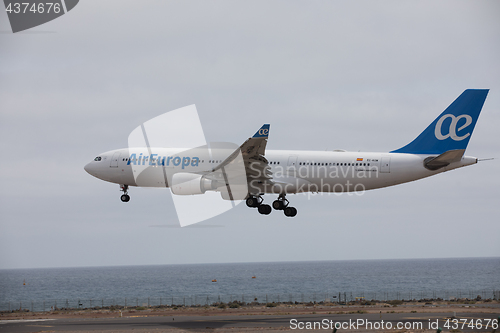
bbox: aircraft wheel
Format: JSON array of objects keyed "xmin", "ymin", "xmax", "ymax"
[
  {"xmin": 120, "ymin": 194, "xmax": 130, "ymax": 202},
  {"xmin": 284, "ymin": 207, "xmax": 297, "ymax": 217},
  {"xmin": 272, "ymin": 200, "xmax": 285, "ymax": 210},
  {"xmin": 258, "ymin": 204, "xmax": 272, "ymax": 215},
  {"xmin": 246, "ymin": 197, "xmax": 259, "ymax": 208}
]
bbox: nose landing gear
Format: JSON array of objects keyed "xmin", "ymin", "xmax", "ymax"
[{"xmin": 120, "ymin": 184, "xmax": 130, "ymax": 202}]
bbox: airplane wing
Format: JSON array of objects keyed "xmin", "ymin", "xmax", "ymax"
[{"xmin": 209, "ymin": 124, "xmax": 273, "ymax": 198}]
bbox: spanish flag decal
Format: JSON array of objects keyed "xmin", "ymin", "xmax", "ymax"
[{"xmin": 356, "ymin": 158, "xmax": 363, "ymax": 161}]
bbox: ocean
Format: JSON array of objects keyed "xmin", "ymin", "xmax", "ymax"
[{"xmin": 0, "ymin": 257, "xmax": 499, "ymax": 311}]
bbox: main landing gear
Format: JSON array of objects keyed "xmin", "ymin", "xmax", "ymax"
[
  {"xmin": 246, "ymin": 196, "xmax": 271, "ymax": 215},
  {"xmin": 272, "ymin": 195, "xmax": 297, "ymax": 217},
  {"xmin": 120, "ymin": 184, "xmax": 130, "ymax": 202},
  {"xmin": 246, "ymin": 194, "xmax": 297, "ymax": 217}
]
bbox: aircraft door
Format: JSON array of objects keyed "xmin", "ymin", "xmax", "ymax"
[
  {"xmin": 380, "ymin": 156, "xmax": 391, "ymax": 173},
  {"xmin": 110, "ymin": 152, "xmax": 120, "ymax": 168},
  {"xmin": 287, "ymin": 155, "xmax": 298, "ymax": 167},
  {"xmin": 287, "ymin": 155, "xmax": 298, "ymax": 176}
]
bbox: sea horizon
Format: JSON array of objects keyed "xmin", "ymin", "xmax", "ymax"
[{"xmin": 1, "ymin": 255, "xmax": 499, "ymax": 271}]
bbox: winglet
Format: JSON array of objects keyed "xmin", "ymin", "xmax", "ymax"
[{"xmin": 252, "ymin": 124, "xmax": 270, "ymax": 138}]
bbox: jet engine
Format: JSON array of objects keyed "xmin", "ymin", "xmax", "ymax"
[{"xmin": 171, "ymin": 173, "xmax": 219, "ymax": 195}]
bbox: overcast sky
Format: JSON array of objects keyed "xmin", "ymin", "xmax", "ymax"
[{"xmin": 0, "ymin": 1, "xmax": 499, "ymax": 269}]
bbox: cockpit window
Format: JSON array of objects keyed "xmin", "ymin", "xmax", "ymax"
[{"xmin": 94, "ymin": 157, "xmax": 102, "ymax": 161}]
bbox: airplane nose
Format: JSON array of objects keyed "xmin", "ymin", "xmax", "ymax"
[{"xmin": 84, "ymin": 162, "xmax": 94, "ymax": 176}]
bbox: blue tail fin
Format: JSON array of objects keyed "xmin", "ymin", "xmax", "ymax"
[{"xmin": 391, "ymin": 89, "xmax": 489, "ymax": 154}]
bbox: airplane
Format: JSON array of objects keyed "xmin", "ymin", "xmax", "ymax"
[{"xmin": 84, "ymin": 89, "xmax": 489, "ymax": 218}]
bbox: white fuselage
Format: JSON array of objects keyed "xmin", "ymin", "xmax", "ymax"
[{"xmin": 84, "ymin": 148, "xmax": 477, "ymax": 195}]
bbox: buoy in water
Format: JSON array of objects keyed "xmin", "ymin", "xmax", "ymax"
[{"xmin": 212, "ymin": 279, "xmax": 217, "ymax": 282}]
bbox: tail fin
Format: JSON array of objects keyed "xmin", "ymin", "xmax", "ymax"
[{"xmin": 391, "ymin": 89, "xmax": 489, "ymax": 154}]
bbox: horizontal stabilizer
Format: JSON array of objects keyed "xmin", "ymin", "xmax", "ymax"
[{"xmin": 424, "ymin": 149, "xmax": 465, "ymax": 170}]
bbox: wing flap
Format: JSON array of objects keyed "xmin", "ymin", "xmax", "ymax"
[{"xmin": 208, "ymin": 124, "xmax": 273, "ymax": 196}]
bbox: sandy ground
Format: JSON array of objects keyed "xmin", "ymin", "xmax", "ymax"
[{"xmin": 1, "ymin": 301, "xmax": 499, "ymax": 332}]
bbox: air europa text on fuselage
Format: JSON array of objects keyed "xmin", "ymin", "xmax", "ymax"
[{"xmin": 127, "ymin": 153, "xmax": 200, "ymax": 169}]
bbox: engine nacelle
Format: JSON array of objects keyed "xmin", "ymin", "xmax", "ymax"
[{"xmin": 171, "ymin": 173, "xmax": 218, "ymax": 195}]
